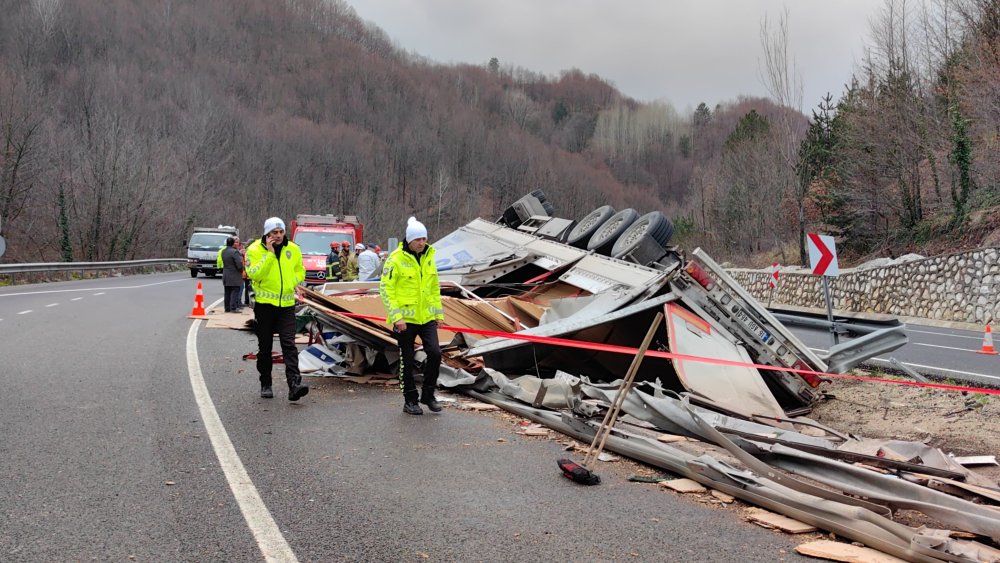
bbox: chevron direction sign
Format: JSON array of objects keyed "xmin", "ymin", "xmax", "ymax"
[{"xmin": 807, "ymin": 233, "xmax": 839, "ymax": 277}]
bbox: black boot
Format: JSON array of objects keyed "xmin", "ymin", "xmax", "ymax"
[
  {"xmin": 288, "ymin": 384, "xmax": 309, "ymax": 402},
  {"xmin": 260, "ymin": 385, "xmax": 273, "ymax": 399},
  {"xmin": 403, "ymin": 402, "xmax": 423, "ymax": 415},
  {"xmin": 420, "ymin": 393, "xmax": 442, "ymax": 413}
]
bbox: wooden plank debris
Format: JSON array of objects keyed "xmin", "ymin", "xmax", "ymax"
[
  {"xmin": 746, "ymin": 508, "xmax": 816, "ymax": 533},
  {"xmin": 660, "ymin": 479, "xmax": 707, "ymax": 493},
  {"xmin": 795, "ymin": 540, "xmax": 907, "ymax": 562},
  {"xmin": 953, "ymin": 455, "xmax": 998, "ymax": 466},
  {"xmin": 710, "ymin": 490, "xmax": 735, "ymax": 503},
  {"xmin": 656, "ymin": 434, "xmax": 690, "ymax": 444}
]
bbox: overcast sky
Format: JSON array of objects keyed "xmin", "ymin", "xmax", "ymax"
[{"xmin": 347, "ymin": 0, "xmax": 882, "ymax": 114}]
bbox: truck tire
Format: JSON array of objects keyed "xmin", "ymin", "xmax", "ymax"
[
  {"xmin": 190, "ymin": 269, "xmax": 198, "ymax": 278},
  {"xmin": 587, "ymin": 208, "xmax": 639, "ymax": 255},
  {"xmin": 566, "ymin": 205, "xmax": 615, "ymax": 248},
  {"xmin": 611, "ymin": 211, "xmax": 674, "ymax": 259}
]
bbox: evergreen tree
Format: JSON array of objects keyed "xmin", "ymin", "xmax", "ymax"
[{"xmin": 58, "ymin": 184, "xmax": 73, "ymax": 262}]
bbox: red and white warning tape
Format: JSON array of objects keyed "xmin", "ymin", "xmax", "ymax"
[{"xmin": 322, "ymin": 309, "xmax": 1000, "ymax": 397}]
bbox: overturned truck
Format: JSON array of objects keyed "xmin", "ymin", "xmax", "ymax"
[{"xmin": 300, "ymin": 192, "xmax": 999, "ymax": 562}]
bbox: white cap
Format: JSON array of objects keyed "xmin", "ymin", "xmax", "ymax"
[
  {"xmin": 405, "ymin": 216, "xmax": 427, "ymax": 241},
  {"xmin": 263, "ymin": 217, "xmax": 285, "ymax": 234},
  {"xmin": 355, "ymin": 243, "xmax": 365, "ymax": 251}
]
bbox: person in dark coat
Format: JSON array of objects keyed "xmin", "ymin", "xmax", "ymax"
[{"xmin": 221, "ymin": 237, "xmax": 245, "ymax": 312}]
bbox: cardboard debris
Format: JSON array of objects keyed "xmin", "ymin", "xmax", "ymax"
[
  {"xmin": 660, "ymin": 479, "xmax": 707, "ymax": 493},
  {"xmin": 795, "ymin": 540, "xmax": 907, "ymax": 562},
  {"xmin": 465, "ymin": 402, "xmax": 500, "ymax": 411},
  {"xmin": 522, "ymin": 427, "xmax": 550, "ymax": 437},
  {"xmin": 203, "ymin": 309, "xmax": 253, "ymax": 330},
  {"xmin": 746, "ymin": 508, "xmax": 816, "ymax": 533},
  {"xmin": 597, "ymin": 452, "xmax": 620, "ymax": 462}
]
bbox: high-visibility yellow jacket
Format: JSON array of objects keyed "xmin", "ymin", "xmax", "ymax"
[
  {"xmin": 216, "ymin": 248, "xmax": 224, "ymax": 269},
  {"xmin": 379, "ymin": 243, "xmax": 443, "ymax": 325},
  {"xmin": 245, "ymin": 237, "xmax": 305, "ymax": 307}
]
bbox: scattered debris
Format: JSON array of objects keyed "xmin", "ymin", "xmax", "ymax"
[
  {"xmin": 795, "ymin": 540, "xmax": 907, "ymax": 562},
  {"xmin": 660, "ymin": 479, "xmax": 707, "ymax": 494},
  {"xmin": 656, "ymin": 434, "xmax": 690, "ymax": 444},
  {"xmin": 953, "ymin": 455, "xmax": 998, "ymax": 466},
  {"xmin": 627, "ymin": 475, "xmax": 668, "ymax": 484},
  {"xmin": 746, "ymin": 509, "xmax": 816, "ymax": 534},
  {"xmin": 710, "ymin": 490, "xmax": 735, "ymax": 503},
  {"xmin": 290, "ymin": 191, "xmax": 998, "ymax": 561}
]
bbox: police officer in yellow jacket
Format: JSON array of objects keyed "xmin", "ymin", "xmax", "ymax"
[
  {"xmin": 379, "ymin": 216, "xmax": 444, "ymax": 415},
  {"xmin": 245, "ymin": 217, "xmax": 310, "ymax": 402}
]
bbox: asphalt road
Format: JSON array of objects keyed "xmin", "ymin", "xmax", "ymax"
[
  {"xmin": 0, "ymin": 271, "xmax": 810, "ymax": 562},
  {"xmin": 790, "ymin": 322, "xmax": 1000, "ymax": 388}
]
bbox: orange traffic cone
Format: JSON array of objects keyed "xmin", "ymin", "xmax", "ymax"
[
  {"xmin": 188, "ymin": 281, "xmax": 207, "ymax": 318},
  {"xmin": 977, "ymin": 324, "xmax": 998, "ymax": 355}
]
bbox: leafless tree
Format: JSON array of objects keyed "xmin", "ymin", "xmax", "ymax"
[{"xmin": 759, "ymin": 7, "xmax": 806, "ymax": 262}]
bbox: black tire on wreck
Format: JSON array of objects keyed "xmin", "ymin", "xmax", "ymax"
[
  {"xmin": 610, "ymin": 211, "xmax": 674, "ymax": 259},
  {"xmin": 565, "ymin": 205, "xmax": 616, "ymax": 248},
  {"xmin": 587, "ymin": 208, "xmax": 639, "ymax": 255}
]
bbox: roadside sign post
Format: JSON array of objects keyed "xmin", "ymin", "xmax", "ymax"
[
  {"xmin": 766, "ymin": 262, "xmax": 779, "ymax": 307},
  {"xmin": 807, "ymin": 233, "xmax": 840, "ymax": 346}
]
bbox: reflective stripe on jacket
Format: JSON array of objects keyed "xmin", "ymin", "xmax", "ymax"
[
  {"xmin": 379, "ymin": 242, "xmax": 443, "ymax": 325},
  {"xmin": 245, "ymin": 237, "xmax": 305, "ymax": 307}
]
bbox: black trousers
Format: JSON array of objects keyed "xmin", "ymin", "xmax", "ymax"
[
  {"xmin": 255, "ymin": 303, "xmax": 301, "ymax": 389},
  {"xmin": 396, "ymin": 321, "xmax": 441, "ymax": 404}
]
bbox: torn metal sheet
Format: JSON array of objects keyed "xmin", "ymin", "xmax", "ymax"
[
  {"xmin": 762, "ymin": 443, "xmax": 1000, "ymax": 540},
  {"xmin": 665, "ymin": 302, "xmax": 785, "ymax": 420},
  {"xmin": 482, "ymin": 369, "xmax": 584, "ymax": 410},
  {"xmin": 840, "ymin": 439, "xmax": 998, "ymax": 489},
  {"xmin": 582, "ymin": 384, "xmax": 835, "ymax": 449},
  {"xmin": 466, "ymin": 293, "xmax": 678, "ymax": 383}
]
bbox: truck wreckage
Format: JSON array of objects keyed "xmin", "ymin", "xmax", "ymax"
[{"xmin": 295, "ymin": 192, "xmax": 1000, "ymax": 562}]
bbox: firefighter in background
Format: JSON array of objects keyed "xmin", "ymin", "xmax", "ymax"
[
  {"xmin": 379, "ymin": 216, "xmax": 444, "ymax": 415},
  {"xmin": 340, "ymin": 242, "xmax": 359, "ymax": 281},
  {"xmin": 327, "ymin": 241, "xmax": 342, "ymax": 281}
]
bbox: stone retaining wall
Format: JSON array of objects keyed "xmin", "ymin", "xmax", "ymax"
[{"xmin": 728, "ymin": 248, "xmax": 1000, "ymax": 325}]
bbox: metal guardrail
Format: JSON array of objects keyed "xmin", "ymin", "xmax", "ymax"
[{"xmin": 0, "ymin": 258, "xmax": 187, "ymax": 275}]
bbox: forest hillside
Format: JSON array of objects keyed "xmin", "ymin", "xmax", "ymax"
[{"xmin": 0, "ymin": 0, "xmax": 997, "ymax": 266}]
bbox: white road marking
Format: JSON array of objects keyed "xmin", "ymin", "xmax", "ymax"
[
  {"xmin": 907, "ymin": 328, "xmax": 982, "ymax": 341},
  {"xmin": 17, "ymin": 310, "xmax": 32, "ymax": 315},
  {"xmin": 45, "ymin": 303, "xmax": 59, "ymax": 308},
  {"xmin": 93, "ymin": 292, "xmax": 105, "ymax": 296},
  {"xmin": 186, "ymin": 300, "xmax": 298, "ymax": 563},
  {"xmin": 71, "ymin": 297, "xmax": 83, "ymax": 301},
  {"xmin": 0, "ymin": 277, "xmax": 189, "ymax": 298},
  {"xmin": 913, "ymin": 342, "xmax": 977, "ymax": 353}
]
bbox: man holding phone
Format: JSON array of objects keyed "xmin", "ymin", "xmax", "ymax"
[{"xmin": 245, "ymin": 217, "xmax": 309, "ymax": 401}]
